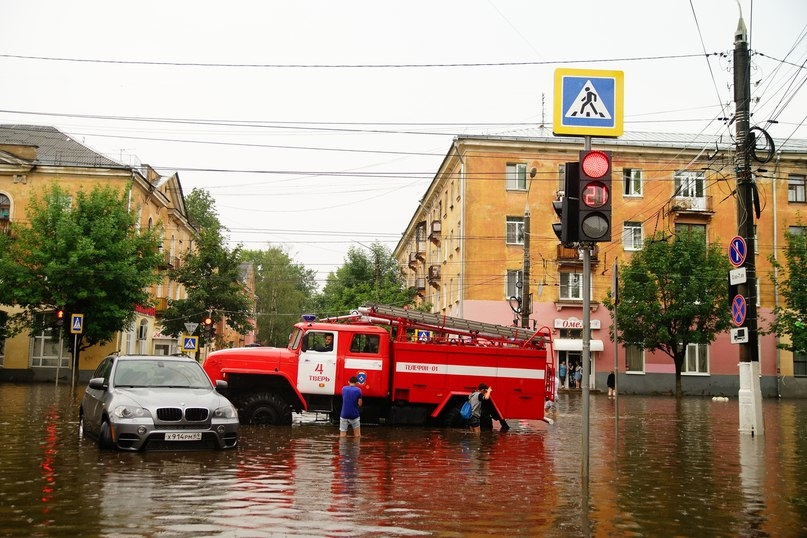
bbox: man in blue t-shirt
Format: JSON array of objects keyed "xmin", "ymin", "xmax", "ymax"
[{"xmin": 340, "ymin": 376, "xmax": 363, "ymax": 437}]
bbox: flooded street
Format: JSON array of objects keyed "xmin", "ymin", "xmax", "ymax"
[{"xmin": 1, "ymin": 383, "xmax": 806, "ymax": 537}]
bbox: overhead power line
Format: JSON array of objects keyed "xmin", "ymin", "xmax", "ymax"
[{"xmin": 0, "ymin": 52, "xmax": 714, "ymax": 69}]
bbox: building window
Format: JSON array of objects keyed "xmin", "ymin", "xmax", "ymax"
[
  {"xmin": 795, "ymin": 351, "xmax": 807, "ymax": 376},
  {"xmin": 0, "ymin": 193, "xmax": 10, "ymax": 234},
  {"xmin": 30, "ymin": 312, "xmax": 69, "ymax": 368},
  {"xmin": 138, "ymin": 319, "xmax": 149, "ymax": 354},
  {"xmin": 506, "ymin": 163, "xmax": 527, "ymax": 190},
  {"xmin": 623, "ymin": 168, "xmax": 643, "ymax": 196},
  {"xmin": 506, "ymin": 269, "xmax": 523, "ymax": 299},
  {"xmin": 625, "ymin": 344, "xmax": 644, "ymax": 372},
  {"xmin": 558, "ymin": 163, "xmax": 567, "ymax": 191},
  {"xmin": 683, "ymin": 343, "xmax": 708, "ymax": 374},
  {"xmin": 506, "ymin": 216, "xmax": 525, "ymax": 244},
  {"xmin": 675, "ymin": 170, "xmax": 706, "ymax": 209},
  {"xmin": 788, "ymin": 174, "xmax": 806, "ymax": 203},
  {"xmin": 623, "ymin": 221, "xmax": 643, "ymax": 250},
  {"xmin": 560, "ymin": 272, "xmax": 583, "ymax": 300},
  {"xmin": 675, "ymin": 222, "xmax": 706, "ymax": 239}
]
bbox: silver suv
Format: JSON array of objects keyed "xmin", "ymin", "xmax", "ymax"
[{"xmin": 79, "ymin": 354, "xmax": 239, "ymax": 451}]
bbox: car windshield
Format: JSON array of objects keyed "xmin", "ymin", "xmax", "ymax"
[{"xmin": 113, "ymin": 360, "xmax": 212, "ymax": 389}]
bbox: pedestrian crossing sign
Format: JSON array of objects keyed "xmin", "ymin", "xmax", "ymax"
[
  {"xmin": 70, "ymin": 313, "xmax": 84, "ymax": 334},
  {"xmin": 182, "ymin": 335, "xmax": 199, "ymax": 353},
  {"xmin": 553, "ymin": 68, "xmax": 623, "ymax": 137}
]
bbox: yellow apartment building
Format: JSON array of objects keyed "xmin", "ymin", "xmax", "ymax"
[
  {"xmin": 394, "ymin": 129, "xmax": 807, "ymax": 397},
  {"xmin": 0, "ymin": 125, "xmax": 197, "ymax": 382}
]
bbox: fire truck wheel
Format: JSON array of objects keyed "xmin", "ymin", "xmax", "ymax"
[
  {"xmin": 240, "ymin": 392, "xmax": 293, "ymax": 426},
  {"xmin": 440, "ymin": 403, "xmax": 466, "ymax": 428}
]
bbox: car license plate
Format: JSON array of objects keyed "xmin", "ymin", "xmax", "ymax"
[{"xmin": 164, "ymin": 432, "xmax": 202, "ymax": 441}]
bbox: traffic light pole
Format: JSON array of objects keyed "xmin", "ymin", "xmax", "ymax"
[{"xmin": 581, "ymin": 137, "xmax": 592, "ymax": 482}]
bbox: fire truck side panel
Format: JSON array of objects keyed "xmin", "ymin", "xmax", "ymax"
[{"xmin": 390, "ymin": 341, "xmax": 547, "ymax": 420}]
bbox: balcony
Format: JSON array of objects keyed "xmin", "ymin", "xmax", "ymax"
[
  {"xmin": 556, "ymin": 244, "xmax": 598, "ymax": 262},
  {"xmin": 429, "ymin": 221, "xmax": 442, "ymax": 246},
  {"xmin": 428, "ymin": 265, "xmax": 441, "ymax": 288},
  {"xmin": 415, "ymin": 277, "xmax": 426, "ymax": 297},
  {"xmin": 671, "ymin": 196, "xmax": 713, "ymax": 217},
  {"xmin": 408, "ymin": 251, "xmax": 419, "ymax": 271},
  {"xmin": 154, "ymin": 297, "xmax": 168, "ymax": 313}
]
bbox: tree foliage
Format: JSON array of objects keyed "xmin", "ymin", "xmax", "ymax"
[
  {"xmin": 316, "ymin": 243, "xmax": 416, "ymax": 317},
  {"xmin": 604, "ymin": 230, "xmax": 733, "ymax": 397},
  {"xmin": 159, "ymin": 188, "xmax": 253, "ymax": 345},
  {"xmin": 0, "ymin": 183, "xmax": 162, "ymax": 350},
  {"xmin": 768, "ymin": 223, "xmax": 807, "ymax": 355},
  {"xmin": 241, "ymin": 247, "xmax": 318, "ymax": 347}
]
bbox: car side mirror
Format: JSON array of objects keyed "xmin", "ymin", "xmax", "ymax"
[
  {"xmin": 215, "ymin": 379, "xmax": 229, "ymax": 391},
  {"xmin": 88, "ymin": 377, "xmax": 106, "ymax": 390}
]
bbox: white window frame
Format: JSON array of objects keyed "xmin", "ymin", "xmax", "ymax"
[
  {"xmin": 30, "ymin": 312, "xmax": 69, "ymax": 368},
  {"xmin": 682, "ymin": 343, "xmax": 709, "ymax": 374},
  {"xmin": 506, "ymin": 163, "xmax": 527, "ymax": 191},
  {"xmin": 506, "ymin": 216, "xmax": 525, "ymax": 245},
  {"xmin": 560, "ymin": 272, "xmax": 583, "ymax": 300},
  {"xmin": 506, "ymin": 269, "xmax": 523, "ymax": 299},
  {"xmin": 623, "ymin": 221, "xmax": 643, "ymax": 251},
  {"xmin": 623, "ymin": 168, "xmax": 643, "ymax": 196},
  {"xmin": 788, "ymin": 174, "xmax": 806, "ymax": 203},
  {"xmin": 674, "ymin": 170, "xmax": 706, "ymax": 202}
]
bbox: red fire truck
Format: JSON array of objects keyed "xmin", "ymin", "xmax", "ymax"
[{"xmin": 203, "ymin": 304, "xmax": 556, "ymax": 426}]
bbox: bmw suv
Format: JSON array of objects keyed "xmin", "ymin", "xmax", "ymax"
[{"xmin": 79, "ymin": 354, "xmax": 239, "ymax": 451}]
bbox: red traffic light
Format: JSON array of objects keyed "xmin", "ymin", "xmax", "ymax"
[
  {"xmin": 56, "ymin": 309, "xmax": 65, "ymax": 319},
  {"xmin": 203, "ymin": 316, "xmax": 213, "ymax": 327},
  {"xmin": 580, "ymin": 150, "xmax": 611, "ymax": 179}
]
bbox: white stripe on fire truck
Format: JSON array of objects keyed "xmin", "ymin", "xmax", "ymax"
[
  {"xmin": 345, "ymin": 358, "xmax": 384, "ymax": 370},
  {"xmin": 395, "ymin": 362, "xmax": 544, "ymax": 379}
]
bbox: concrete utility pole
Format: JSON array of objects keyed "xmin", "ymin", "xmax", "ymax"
[
  {"xmin": 734, "ymin": 14, "xmax": 764, "ymax": 435},
  {"xmin": 521, "ymin": 204, "xmax": 531, "ymax": 328}
]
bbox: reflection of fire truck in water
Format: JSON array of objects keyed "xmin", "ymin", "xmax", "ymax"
[{"xmin": 203, "ymin": 304, "xmax": 556, "ymax": 426}]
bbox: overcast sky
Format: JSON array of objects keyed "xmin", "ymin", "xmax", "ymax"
[{"xmin": 2, "ymin": 0, "xmax": 806, "ymax": 285}]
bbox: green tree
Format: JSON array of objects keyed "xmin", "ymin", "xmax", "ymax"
[
  {"xmin": 0, "ymin": 184, "xmax": 162, "ymax": 352},
  {"xmin": 768, "ymin": 222, "xmax": 807, "ymax": 356},
  {"xmin": 241, "ymin": 247, "xmax": 318, "ymax": 347},
  {"xmin": 316, "ymin": 242, "xmax": 416, "ymax": 317},
  {"xmin": 604, "ymin": 230, "xmax": 733, "ymax": 397},
  {"xmin": 159, "ymin": 189, "xmax": 253, "ymax": 347}
]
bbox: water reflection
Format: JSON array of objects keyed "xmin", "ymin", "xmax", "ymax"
[{"xmin": 0, "ymin": 384, "xmax": 805, "ymax": 536}]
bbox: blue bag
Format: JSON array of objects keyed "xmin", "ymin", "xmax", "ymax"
[{"xmin": 460, "ymin": 399, "xmax": 472, "ymax": 420}]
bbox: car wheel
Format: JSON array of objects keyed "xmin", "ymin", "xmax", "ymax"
[
  {"xmin": 240, "ymin": 392, "xmax": 293, "ymax": 426},
  {"xmin": 98, "ymin": 419, "xmax": 115, "ymax": 449}
]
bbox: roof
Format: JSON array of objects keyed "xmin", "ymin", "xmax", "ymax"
[
  {"xmin": 456, "ymin": 127, "xmax": 807, "ymax": 153},
  {"xmin": 0, "ymin": 124, "xmax": 124, "ymax": 168}
]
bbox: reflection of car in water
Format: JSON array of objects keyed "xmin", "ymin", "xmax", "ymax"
[
  {"xmin": 79, "ymin": 354, "xmax": 239, "ymax": 451},
  {"xmin": 203, "ymin": 303, "xmax": 556, "ymax": 427}
]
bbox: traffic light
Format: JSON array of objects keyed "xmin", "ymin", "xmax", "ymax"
[
  {"xmin": 202, "ymin": 315, "xmax": 214, "ymax": 330},
  {"xmin": 552, "ymin": 162, "xmax": 580, "ymax": 245},
  {"xmin": 55, "ymin": 309, "xmax": 65, "ymax": 327},
  {"xmin": 577, "ymin": 150, "xmax": 612, "ymax": 242}
]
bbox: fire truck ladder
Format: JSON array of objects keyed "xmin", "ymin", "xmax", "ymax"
[{"xmin": 359, "ymin": 303, "xmax": 550, "ymax": 347}]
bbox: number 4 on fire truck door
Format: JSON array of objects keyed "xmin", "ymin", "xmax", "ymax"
[{"xmin": 297, "ymin": 332, "xmax": 337, "ymax": 395}]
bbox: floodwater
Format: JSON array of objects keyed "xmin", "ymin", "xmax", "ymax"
[{"xmin": 0, "ymin": 383, "xmax": 805, "ymax": 537}]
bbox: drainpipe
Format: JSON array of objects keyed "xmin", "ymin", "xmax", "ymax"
[
  {"xmin": 772, "ymin": 151, "xmax": 782, "ymax": 397},
  {"xmin": 453, "ymin": 140, "xmax": 465, "ymax": 318}
]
